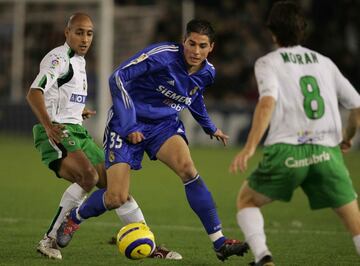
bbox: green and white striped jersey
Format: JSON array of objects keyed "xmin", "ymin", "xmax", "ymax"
[
  {"xmin": 255, "ymin": 45, "xmax": 360, "ymax": 146},
  {"xmin": 31, "ymin": 42, "xmax": 88, "ymax": 125}
]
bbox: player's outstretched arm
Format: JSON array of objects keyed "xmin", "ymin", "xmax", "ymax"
[
  {"xmin": 229, "ymin": 96, "xmax": 275, "ymax": 174},
  {"xmin": 340, "ymin": 107, "xmax": 360, "ymax": 153}
]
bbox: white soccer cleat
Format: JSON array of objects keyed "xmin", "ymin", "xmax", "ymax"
[
  {"xmin": 150, "ymin": 245, "xmax": 183, "ymax": 260},
  {"xmin": 163, "ymin": 250, "xmax": 183, "ymax": 260},
  {"xmin": 37, "ymin": 235, "xmax": 62, "ymax": 260}
]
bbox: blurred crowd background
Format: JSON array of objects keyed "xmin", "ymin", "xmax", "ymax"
[
  {"xmin": 152, "ymin": 0, "xmax": 360, "ymax": 102},
  {"xmin": 0, "ymin": 0, "xmax": 359, "ymax": 145}
]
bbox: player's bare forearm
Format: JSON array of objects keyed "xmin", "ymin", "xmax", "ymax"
[
  {"xmin": 343, "ymin": 108, "xmax": 360, "ymax": 142},
  {"xmin": 26, "ymin": 89, "xmax": 53, "ymax": 129},
  {"xmin": 26, "ymin": 88, "xmax": 65, "ymax": 143},
  {"xmin": 341, "ymin": 108, "xmax": 360, "ymax": 152},
  {"xmin": 244, "ymin": 96, "xmax": 275, "ymax": 152},
  {"xmin": 229, "ymin": 96, "xmax": 275, "ymax": 174}
]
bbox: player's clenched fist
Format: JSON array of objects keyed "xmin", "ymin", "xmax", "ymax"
[{"xmin": 127, "ymin": 131, "xmax": 145, "ymax": 144}]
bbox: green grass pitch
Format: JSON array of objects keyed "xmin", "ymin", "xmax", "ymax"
[{"xmin": 0, "ymin": 135, "xmax": 359, "ymax": 265}]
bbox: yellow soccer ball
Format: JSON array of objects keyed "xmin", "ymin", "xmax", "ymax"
[{"xmin": 116, "ymin": 223, "xmax": 156, "ymax": 259}]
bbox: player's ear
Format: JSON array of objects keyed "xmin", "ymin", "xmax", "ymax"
[
  {"xmin": 64, "ymin": 26, "xmax": 70, "ymax": 38},
  {"xmin": 271, "ymin": 34, "xmax": 277, "ymax": 45},
  {"xmin": 209, "ymin": 42, "xmax": 214, "ymax": 52}
]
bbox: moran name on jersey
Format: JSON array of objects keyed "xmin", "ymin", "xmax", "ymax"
[{"xmin": 280, "ymin": 51, "xmax": 319, "ymax": 65}]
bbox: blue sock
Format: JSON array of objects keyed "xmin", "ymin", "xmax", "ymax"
[
  {"xmin": 70, "ymin": 188, "xmax": 107, "ymax": 224},
  {"xmin": 213, "ymin": 236, "xmax": 226, "ymax": 250},
  {"xmin": 184, "ymin": 174, "xmax": 224, "ymax": 249}
]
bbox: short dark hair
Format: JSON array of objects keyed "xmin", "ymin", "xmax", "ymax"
[
  {"xmin": 266, "ymin": 1, "xmax": 306, "ymax": 47},
  {"xmin": 185, "ymin": 19, "xmax": 215, "ymax": 43}
]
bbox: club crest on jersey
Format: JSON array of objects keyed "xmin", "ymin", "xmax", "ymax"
[
  {"xmin": 68, "ymin": 140, "xmax": 75, "ymax": 146},
  {"xmin": 109, "ymin": 151, "xmax": 115, "ymax": 162},
  {"xmin": 49, "ymin": 54, "xmax": 63, "ymax": 69},
  {"xmin": 51, "ymin": 59, "xmax": 59, "ymax": 66},
  {"xmin": 70, "ymin": 94, "xmax": 86, "ymax": 104},
  {"xmin": 189, "ymin": 86, "xmax": 199, "ymax": 96}
]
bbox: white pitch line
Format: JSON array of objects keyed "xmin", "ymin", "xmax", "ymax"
[
  {"xmin": 0, "ymin": 217, "xmax": 347, "ymax": 236},
  {"xmin": 0, "ymin": 217, "xmax": 19, "ymax": 223}
]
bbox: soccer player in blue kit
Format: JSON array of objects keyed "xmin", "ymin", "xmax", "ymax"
[{"xmin": 58, "ymin": 19, "xmax": 249, "ymax": 261}]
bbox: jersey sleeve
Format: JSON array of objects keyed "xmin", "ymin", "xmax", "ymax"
[
  {"xmin": 189, "ymin": 93, "xmax": 217, "ymax": 135},
  {"xmin": 332, "ymin": 61, "xmax": 360, "ymax": 109},
  {"xmin": 109, "ymin": 46, "xmax": 172, "ymax": 137},
  {"xmin": 30, "ymin": 52, "xmax": 68, "ymax": 92},
  {"xmin": 109, "ymin": 74, "xmax": 139, "ymax": 137},
  {"xmin": 254, "ymin": 57, "xmax": 279, "ymax": 100},
  {"xmin": 117, "ymin": 44, "xmax": 176, "ymax": 82}
]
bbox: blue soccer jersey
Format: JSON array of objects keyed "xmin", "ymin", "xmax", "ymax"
[{"xmin": 107, "ymin": 42, "xmax": 217, "ymax": 138}]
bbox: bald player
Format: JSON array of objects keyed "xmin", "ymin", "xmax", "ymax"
[{"xmin": 26, "ymin": 13, "xmax": 181, "ymax": 260}]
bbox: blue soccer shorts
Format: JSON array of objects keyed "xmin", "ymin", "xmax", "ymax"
[{"xmin": 103, "ymin": 117, "xmax": 187, "ymax": 170}]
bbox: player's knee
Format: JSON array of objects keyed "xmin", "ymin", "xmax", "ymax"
[
  {"xmin": 105, "ymin": 191, "xmax": 128, "ymax": 210},
  {"xmin": 237, "ymin": 191, "xmax": 269, "ymax": 210},
  {"xmin": 177, "ymin": 160, "xmax": 196, "ymax": 180},
  {"xmin": 78, "ymin": 167, "xmax": 99, "ymax": 192},
  {"xmin": 236, "ymin": 191, "xmax": 257, "ymax": 210}
]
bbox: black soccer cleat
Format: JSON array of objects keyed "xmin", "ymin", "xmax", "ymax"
[
  {"xmin": 215, "ymin": 239, "xmax": 249, "ymax": 261},
  {"xmin": 249, "ymin": 255, "xmax": 275, "ymax": 266},
  {"xmin": 56, "ymin": 210, "xmax": 80, "ymax": 248}
]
